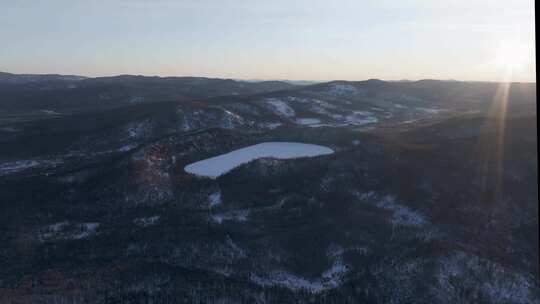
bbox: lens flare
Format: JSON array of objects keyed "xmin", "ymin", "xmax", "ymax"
[{"xmin": 493, "ymin": 42, "xmax": 530, "ymax": 70}]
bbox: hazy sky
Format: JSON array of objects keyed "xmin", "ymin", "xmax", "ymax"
[{"xmin": 0, "ymin": 0, "xmax": 535, "ymax": 81}]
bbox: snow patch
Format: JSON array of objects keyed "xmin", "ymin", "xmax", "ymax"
[
  {"xmin": 258, "ymin": 122, "xmax": 282, "ymax": 130},
  {"xmin": 225, "ymin": 235, "xmax": 246, "ymax": 258},
  {"xmin": 226, "ymin": 103, "xmax": 260, "ymax": 116},
  {"xmin": 312, "ymin": 99, "xmax": 337, "ymax": 109},
  {"xmin": 128, "ymin": 96, "xmax": 145, "ymax": 104},
  {"xmin": 208, "ymin": 191, "xmax": 222, "ymax": 207},
  {"xmin": 295, "ymin": 118, "xmax": 321, "ymax": 125},
  {"xmin": 40, "ymin": 222, "xmax": 100, "ymax": 241},
  {"xmin": 376, "ymin": 195, "xmax": 426, "ymax": 227},
  {"xmin": 211, "ymin": 210, "xmax": 249, "ymax": 224},
  {"xmin": 133, "ymin": 215, "xmax": 160, "ymax": 227},
  {"xmin": 0, "ymin": 160, "xmax": 40, "ymax": 174},
  {"xmin": 326, "ymin": 84, "xmax": 361, "ymax": 96},
  {"xmin": 265, "ymin": 99, "xmax": 295, "ymax": 118},
  {"xmin": 0, "ymin": 159, "xmax": 62, "ymax": 176},
  {"xmin": 118, "ymin": 143, "xmax": 138, "ymax": 152},
  {"xmin": 220, "ymin": 109, "xmax": 246, "ymax": 129},
  {"xmin": 435, "ymin": 251, "xmax": 535, "ymax": 304},
  {"xmin": 416, "ymin": 107, "xmax": 446, "ymax": 114},
  {"xmin": 40, "ymin": 109, "xmax": 61, "ymax": 115},
  {"xmin": 251, "ymin": 244, "xmax": 349, "ymax": 293},
  {"xmin": 127, "ymin": 120, "xmax": 152, "ymax": 139},
  {"xmin": 321, "ymin": 260, "xmax": 349, "ymax": 289},
  {"xmin": 251, "ymin": 271, "xmax": 324, "ymax": 293},
  {"xmin": 344, "ymin": 111, "xmax": 378, "ymax": 126}
]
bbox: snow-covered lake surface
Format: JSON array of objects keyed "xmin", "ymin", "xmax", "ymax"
[
  {"xmin": 185, "ymin": 142, "xmax": 334, "ymax": 179},
  {"xmin": 295, "ymin": 118, "xmax": 321, "ymax": 125}
]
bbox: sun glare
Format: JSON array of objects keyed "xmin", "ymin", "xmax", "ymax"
[{"xmin": 493, "ymin": 42, "xmax": 529, "ymax": 70}]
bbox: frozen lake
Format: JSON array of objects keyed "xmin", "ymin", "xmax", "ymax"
[{"xmin": 185, "ymin": 142, "xmax": 334, "ymax": 179}]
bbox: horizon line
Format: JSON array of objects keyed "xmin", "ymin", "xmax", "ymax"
[{"xmin": 0, "ymin": 70, "xmax": 536, "ymax": 84}]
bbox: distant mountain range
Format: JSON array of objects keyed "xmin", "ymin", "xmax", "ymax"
[
  {"xmin": 0, "ymin": 71, "xmax": 323, "ymax": 86},
  {"xmin": 1, "ymin": 71, "xmax": 535, "ymax": 116},
  {"xmin": 0, "ymin": 71, "xmax": 87, "ymax": 83}
]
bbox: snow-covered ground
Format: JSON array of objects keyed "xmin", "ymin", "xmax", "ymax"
[
  {"xmin": 265, "ymin": 98, "xmax": 295, "ymax": 118},
  {"xmin": 211, "ymin": 210, "xmax": 249, "ymax": 224},
  {"xmin": 0, "ymin": 159, "xmax": 63, "ymax": 176},
  {"xmin": 128, "ymin": 96, "xmax": 145, "ymax": 104},
  {"xmin": 326, "ymin": 84, "xmax": 363, "ymax": 96},
  {"xmin": 117, "ymin": 143, "xmax": 138, "ymax": 152},
  {"xmin": 435, "ymin": 251, "xmax": 535, "ymax": 304},
  {"xmin": 220, "ymin": 108, "xmax": 248, "ymax": 129},
  {"xmin": 251, "ymin": 244, "xmax": 349, "ymax": 293},
  {"xmin": 304, "ymin": 111, "xmax": 379, "ymax": 128},
  {"xmin": 40, "ymin": 221, "xmax": 100, "ymax": 241},
  {"xmin": 353, "ymin": 191, "xmax": 426, "ymax": 228},
  {"xmin": 258, "ymin": 122, "xmax": 282, "ymax": 130},
  {"xmin": 126, "ymin": 119, "xmax": 152, "ymax": 139},
  {"xmin": 251, "ymin": 271, "xmax": 325, "ymax": 293},
  {"xmin": 133, "ymin": 215, "xmax": 160, "ymax": 227},
  {"xmin": 376, "ymin": 195, "xmax": 426, "ymax": 227},
  {"xmin": 415, "ymin": 107, "xmax": 447, "ymax": 114},
  {"xmin": 208, "ymin": 191, "xmax": 222, "ymax": 207},
  {"xmin": 344, "ymin": 111, "xmax": 378, "ymax": 126},
  {"xmin": 40, "ymin": 109, "xmax": 61, "ymax": 115},
  {"xmin": 0, "ymin": 160, "xmax": 40, "ymax": 174},
  {"xmin": 295, "ymin": 118, "xmax": 321, "ymax": 125},
  {"xmin": 185, "ymin": 142, "xmax": 334, "ymax": 179}
]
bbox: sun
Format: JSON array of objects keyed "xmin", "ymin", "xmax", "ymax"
[{"xmin": 493, "ymin": 42, "xmax": 529, "ymax": 70}]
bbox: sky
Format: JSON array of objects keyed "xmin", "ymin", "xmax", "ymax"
[{"xmin": 0, "ymin": 0, "xmax": 536, "ymax": 82}]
